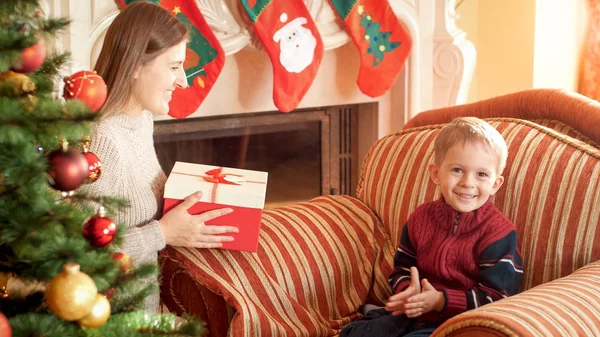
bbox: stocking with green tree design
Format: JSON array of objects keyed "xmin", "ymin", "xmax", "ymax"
[
  {"xmin": 239, "ymin": 0, "xmax": 324, "ymax": 112},
  {"xmin": 329, "ymin": 0, "xmax": 412, "ymax": 97},
  {"xmin": 120, "ymin": 0, "xmax": 225, "ymax": 118}
]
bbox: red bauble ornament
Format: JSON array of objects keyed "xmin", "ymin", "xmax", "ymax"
[
  {"xmin": 11, "ymin": 38, "xmax": 46, "ymax": 74},
  {"xmin": 48, "ymin": 141, "xmax": 88, "ymax": 192},
  {"xmin": 112, "ymin": 252, "xmax": 132, "ymax": 274},
  {"xmin": 0, "ymin": 311, "xmax": 10, "ymax": 337},
  {"xmin": 63, "ymin": 71, "xmax": 107, "ymax": 112},
  {"xmin": 83, "ymin": 207, "xmax": 117, "ymax": 248},
  {"xmin": 81, "ymin": 140, "xmax": 102, "ymax": 183},
  {"xmin": 82, "ymin": 151, "xmax": 102, "ymax": 183}
]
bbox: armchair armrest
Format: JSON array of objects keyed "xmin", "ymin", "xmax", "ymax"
[
  {"xmin": 432, "ymin": 261, "xmax": 600, "ymax": 337},
  {"xmin": 160, "ymin": 253, "xmax": 232, "ymax": 337},
  {"xmin": 159, "ymin": 195, "xmax": 394, "ymax": 336}
]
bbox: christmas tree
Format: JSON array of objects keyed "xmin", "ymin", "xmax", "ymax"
[
  {"xmin": 0, "ymin": 1, "xmax": 203, "ymax": 336},
  {"xmin": 358, "ymin": 5, "xmax": 401, "ymax": 67}
]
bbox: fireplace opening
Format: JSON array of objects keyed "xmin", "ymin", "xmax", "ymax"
[{"xmin": 153, "ymin": 106, "xmax": 358, "ymax": 208}]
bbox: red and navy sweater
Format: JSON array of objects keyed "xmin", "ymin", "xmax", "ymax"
[{"xmin": 389, "ymin": 197, "xmax": 523, "ymax": 322}]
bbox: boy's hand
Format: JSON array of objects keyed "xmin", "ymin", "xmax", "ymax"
[
  {"xmin": 385, "ymin": 266, "xmax": 421, "ymax": 316},
  {"xmin": 404, "ymin": 278, "xmax": 445, "ymax": 318}
]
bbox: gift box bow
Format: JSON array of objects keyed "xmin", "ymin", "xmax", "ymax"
[
  {"xmin": 172, "ymin": 167, "xmax": 266, "ymax": 204},
  {"xmin": 201, "ymin": 167, "xmax": 244, "ymax": 185}
]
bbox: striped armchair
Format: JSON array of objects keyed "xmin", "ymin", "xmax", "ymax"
[{"xmin": 160, "ymin": 89, "xmax": 600, "ymax": 337}]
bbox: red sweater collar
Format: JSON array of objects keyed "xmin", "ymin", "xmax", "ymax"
[{"xmin": 433, "ymin": 197, "xmax": 495, "ymax": 232}]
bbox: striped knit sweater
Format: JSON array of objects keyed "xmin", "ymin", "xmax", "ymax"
[
  {"xmin": 79, "ymin": 110, "xmax": 166, "ymax": 312},
  {"xmin": 389, "ymin": 197, "xmax": 523, "ymax": 322}
]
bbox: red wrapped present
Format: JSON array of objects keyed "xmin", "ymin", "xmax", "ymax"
[{"xmin": 164, "ymin": 162, "xmax": 268, "ymax": 252}]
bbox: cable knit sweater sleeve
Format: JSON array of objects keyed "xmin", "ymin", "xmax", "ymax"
[
  {"xmin": 389, "ymin": 223, "xmax": 418, "ymax": 293},
  {"xmin": 82, "ymin": 127, "xmax": 166, "ymax": 265}
]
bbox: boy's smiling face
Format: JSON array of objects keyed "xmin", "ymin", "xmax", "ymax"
[{"xmin": 428, "ymin": 140, "xmax": 504, "ymax": 213}]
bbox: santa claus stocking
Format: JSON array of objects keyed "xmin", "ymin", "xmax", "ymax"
[
  {"xmin": 120, "ymin": 0, "xmax": 225, "ymax": 118},
  {"xmin": 329, "ymin": 0, "xmax": 412, "ymax": 97},
  {"xmin": 240, "ymin": 0, "xmax": 324, "ymax": 112}
]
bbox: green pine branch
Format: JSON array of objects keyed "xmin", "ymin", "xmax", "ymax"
[
  {"xmin": 0, "ymin": 6, "xmax": 69, "ymax": 73},
  {"xmin": 63, "ymin": 193, "xmax": 130, "ymax": 214},
  {"xmin": 39, "ymin": 18, "xmax": 70, "ymax": 35},
  {"xmin": 1, "ymin": 1, "xmax": 206, "ymax": 335},
  {"xmin": 0, "ymin": 97, "xmax": 96, "ymax": 148},
  {"xmin": 10, "ymin": 311, "xmax": 204, "ymax": 337},
  {"xmin": 37, "ymin": 52, "xmax": 71, "ymax": 78},
  {"xmin": 0, "ymin": 0, "xmax": 40, "ymax": 13},
  {"xmin": 0, "ymin": 50, "xmax": 21, "ymax": 74},
  {"xmin": 108, "ymin": 264, "xmax": 159, "ymax": 313},
  {"xmin": 84, "ymin": 312, "xmax": 204, "ymax": 337},
  {"xmin": 0, "ymin": 24, "xmax": 37, "ymax": 50},
  {"xmin": 9, "ymin": 313, "xmax": 82, "ymax": 337}
]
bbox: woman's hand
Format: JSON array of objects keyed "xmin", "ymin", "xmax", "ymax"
[{"xmin": 159, "ymin": 191, "xmax": 239, "ymax": 248}]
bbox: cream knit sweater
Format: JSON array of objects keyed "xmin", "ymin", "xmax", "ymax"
[{"xmin": 80, "ymin": 110, "xmax": 166, "ymax": 312}]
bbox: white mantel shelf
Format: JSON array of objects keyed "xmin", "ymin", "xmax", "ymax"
[{"xmin": 43, "ymin": 0, "xmax": 475, "ymax": 138}]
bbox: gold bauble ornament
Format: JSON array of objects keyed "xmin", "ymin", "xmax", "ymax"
[
  {"xmin": 0, "ymin": 71, "xmax": 36, "ymax": 95},
  {"xmin": 78, "ymin": 293, "xmax": 111, "ymax": 328},
  {"xmin": 0, "ymin": 273, "xmax": 11, "ymax": 299},
  {"xmin": 45, "ymin": 263, "xmax": 97, "ymax": 321}
]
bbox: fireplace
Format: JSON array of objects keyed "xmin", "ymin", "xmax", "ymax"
[
  {"xmin": 154, "ymin": 106, "xmax": 358, "ymax": 208},
  {"xmin": 60, "ymin": 0, "xmax": 475, "ymax": 205},
  {"xmin": 62, "ymin": 0, "xmax": 476, "ymax": 136}
]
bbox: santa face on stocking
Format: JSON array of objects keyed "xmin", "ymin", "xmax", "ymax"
[{"xmin": 273, "ymin": 14, "xmax": 317, "ymax": 73}]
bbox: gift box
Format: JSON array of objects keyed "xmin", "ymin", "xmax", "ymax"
[{"xmin": 163, "ymin": 162, "xmax": 268, "ymax": 252}]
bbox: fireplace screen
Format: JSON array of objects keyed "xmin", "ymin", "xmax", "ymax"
[{"xmin": 153, "ymin": 106, "xmax": 358, "ymax": 208}]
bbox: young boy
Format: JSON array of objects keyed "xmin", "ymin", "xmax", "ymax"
[{"xmin": 341, "ymin": 117, "xmax": 523, "ymax": 337}]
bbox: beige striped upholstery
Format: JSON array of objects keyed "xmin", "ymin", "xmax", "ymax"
[
  {"xmin": 161, "ymin": 195, "xmax": 393, "ymax": 336},
  {"xmin": 434, "ymin": 261, "xmax": 600, "ymax": 337},
  {"xmin": 532, "ymin": 119, "xmax": 600, "ymax": 148}
]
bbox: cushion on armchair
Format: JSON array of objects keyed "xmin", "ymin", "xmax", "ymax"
[
  {"xmin": 531, "ymin": 119, "xmax": 600, "ymax": 148},
  {"xmin": 161, "ymin": 195, "xmax": 394, "ymax": 336}
]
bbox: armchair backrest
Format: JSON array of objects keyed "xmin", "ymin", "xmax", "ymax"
[{"xmin": 357, "ymin": 89, "xmax": 600, "ymax": 290}]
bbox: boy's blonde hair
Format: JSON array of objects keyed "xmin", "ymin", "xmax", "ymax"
[{"xmin": 434, "ymin": 117, "xmax": 508, "ymax": 173}]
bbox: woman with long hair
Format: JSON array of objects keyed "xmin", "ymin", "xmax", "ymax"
[{"xmin": 82, "ymin": 1, "xmax": 238, "ymax": 311}]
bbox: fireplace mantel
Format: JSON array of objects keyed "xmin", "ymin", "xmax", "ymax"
[{"xmin": 44, "ymin": 0, "xmax": 475, "ymax": 138}]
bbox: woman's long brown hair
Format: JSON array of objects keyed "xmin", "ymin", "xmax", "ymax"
[{"xmin": 94, "ymin": 2, "xmax": 188, "ymax": 118}]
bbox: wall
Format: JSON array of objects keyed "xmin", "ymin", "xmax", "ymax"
[
  {"xmin": 455, "ymin": 0, "xmax": 479, "ymax": 103},
  {"xmin": 456, "ymin": 0, "xmax": 588, "ymax": 103},
  {"xmin": 532, "ymin": 0, "xmax": 588, "ymax": 90}
]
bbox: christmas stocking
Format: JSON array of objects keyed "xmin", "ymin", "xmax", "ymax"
[
  {"xmin": 239, "ymin": 0, "xmax": 324, "ymax": 112},
  {"xmin": 329, "ymin": 0, "xmax": 412, "ymax": 97},
  {"xmin": 119, "ymin": 0, "xmax": 225, "ymax": 118}
]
